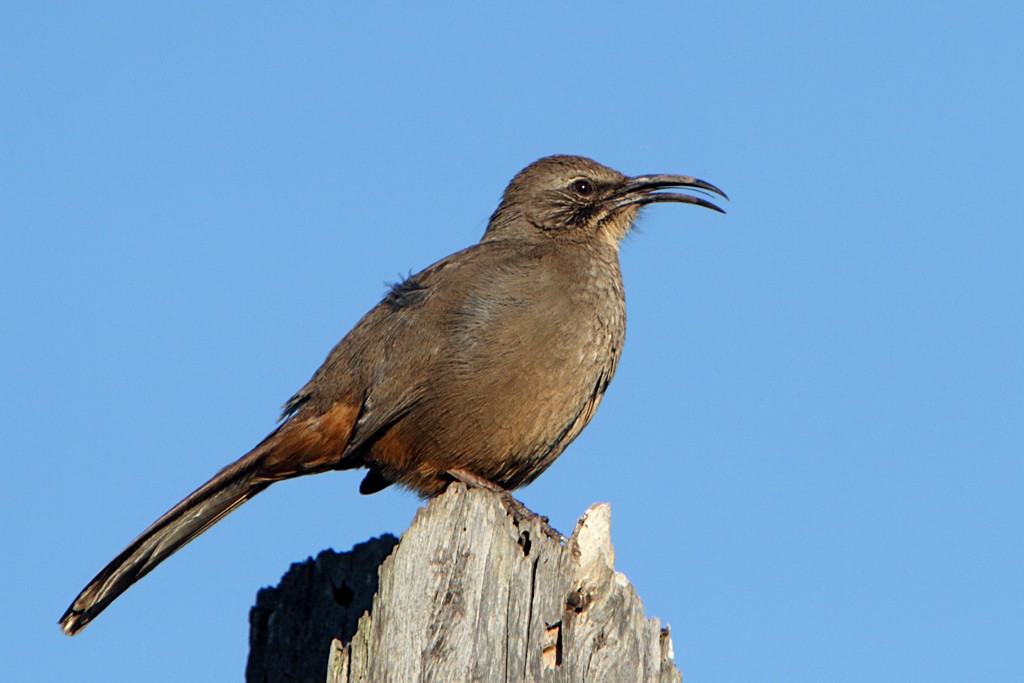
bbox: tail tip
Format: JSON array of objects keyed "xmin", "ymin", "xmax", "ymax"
[{"xmin": 59, "ymin": 608, "xmax": 88, "ymax": 636}]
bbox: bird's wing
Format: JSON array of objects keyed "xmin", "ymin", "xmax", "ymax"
[{"xmin": 281, "ymin": 242, "xmax": 528, "ymax": 457}]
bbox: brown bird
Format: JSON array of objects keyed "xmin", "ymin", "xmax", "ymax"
[{"xmin": 59, "ymin": 155, "xmax": 726, "ymax": 635}]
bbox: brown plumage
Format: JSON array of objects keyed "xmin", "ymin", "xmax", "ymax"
[{"xmin": 59, "ymin": 155, "xmax": 725, "ymax": 635}]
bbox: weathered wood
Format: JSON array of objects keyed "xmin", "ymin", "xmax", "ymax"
[{"xmin": 248, "ymin": 484, "xmax": 681, "ymax": 682}]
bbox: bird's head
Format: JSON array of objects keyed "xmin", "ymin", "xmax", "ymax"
[{"xmin": 484, "ymin": 155, "xmax": 726, "ymax": 247}]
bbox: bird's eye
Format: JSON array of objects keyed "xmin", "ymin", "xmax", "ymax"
[{"xmin": 571, "ymin": 179, "xmax": 594, "ymax": 196}]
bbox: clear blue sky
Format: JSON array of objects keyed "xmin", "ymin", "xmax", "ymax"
[{"xmin": 4, "ymin": 3, "xmax": 1022, "ymax": 681}]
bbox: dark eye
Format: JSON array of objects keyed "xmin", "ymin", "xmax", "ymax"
[{"xmin": 571, "ymin": 179, "xmax": 594, "ymax": 196}]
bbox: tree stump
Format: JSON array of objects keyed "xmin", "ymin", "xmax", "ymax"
[{"xmin": 248, "ymin": 484, "xmax": 681, "ymax": 682}]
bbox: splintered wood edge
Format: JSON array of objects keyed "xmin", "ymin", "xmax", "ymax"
[{"xmin": 325, "ymin": 485, "xmax": 680, "ymax": 683}]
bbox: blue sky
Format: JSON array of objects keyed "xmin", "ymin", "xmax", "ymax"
[{"xmin": 3, "ymin": 3, "xmax": 1022, "ymax": 681}]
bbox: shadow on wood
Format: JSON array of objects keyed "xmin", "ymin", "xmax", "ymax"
[
  {"xmin": 248, "ymin": 484, "xmax": 681, "ymax": 682},
  {"xmin": 246, "ymin": 534, "xmax": 399, "ymax": 682}
]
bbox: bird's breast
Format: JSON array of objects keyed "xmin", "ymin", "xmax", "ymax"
[{"xmin": 400, "ymin": 248, "xmax": 626, "ymax": 488}]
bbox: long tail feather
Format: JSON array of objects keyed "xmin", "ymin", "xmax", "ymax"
[
  {"xmin": 59, "ymin": 443, "xmax": 272, "ymax": 635},
  {"xmin": 59, "ymin": 399, "xmax": 362, "ymax": 635}
]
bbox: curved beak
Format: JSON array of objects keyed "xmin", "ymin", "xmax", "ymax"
[{"xmin": 608, "ymin": 174, "xmax": 728, "ymax": 214}]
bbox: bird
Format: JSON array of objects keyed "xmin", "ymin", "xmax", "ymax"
[{"xmin": 59, "ymin": 154, "xmax": 726, "ymax": 635}]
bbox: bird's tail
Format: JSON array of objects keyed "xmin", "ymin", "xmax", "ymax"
[
  {"xmin": 59, "ymin": 433, "xmax": 279, "ymax": 635},
  {"xmin": 60, "ymin": 399, "xmax": 362, "ymax": 635}
]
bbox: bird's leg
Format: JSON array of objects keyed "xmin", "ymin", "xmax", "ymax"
[{"xmin": 447, "ymin": 468, "xmax": 565, "ymax": 542}]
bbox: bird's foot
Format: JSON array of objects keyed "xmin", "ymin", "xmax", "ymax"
[{"xmin": 447, "ymin": 469, "xmax": 565, "ymax": 542}]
